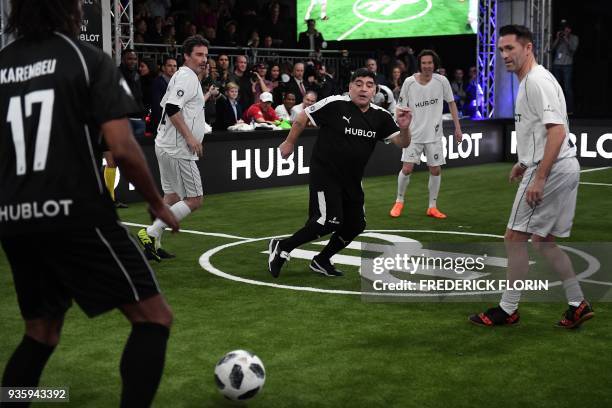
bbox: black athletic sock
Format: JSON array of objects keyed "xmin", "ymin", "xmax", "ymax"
[
  {"xmin": 317, "ymin": 233, "xmax": 351, "ymax": 262},
  {"xmin": 119, "ymin": 322, "xmax": 170, "ymax": 408},
  {"xmin": 1, "ymin": 335, "xmax": 55, "ymax": 389},
  {"xmin": 280, "ymin": 222, "xmax": 329, "ymax": 252}
]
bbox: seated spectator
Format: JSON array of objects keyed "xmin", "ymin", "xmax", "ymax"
[
  {"xmin": 244, "ymin": 92, "xmax": 279, "ymax": 124},
  {"xmin": 215, "ymin": 82, "xmax": 244, "ymax": 130},
  {"xmin": 203, "ymin": 26, "xmax": 218, "ymax": 46},
  {"xmin": 275, "ymin": 92, "xmax": 296, "ymax": 120},
  {"xmin": 145, "ymin": 0, "xmax": 170, "ymax": 19},
  {"xmin": 146, "ymin": 16, "xmax": 165, "ymax": 44},
  {"xmin": 218, "ymin": 19, "xmax": 239, "ymax": 47},
  {"xmin": 298, "ymin": 19, "xmax": 324, "ymax": 51},
  {"xmin": 291, "ymin": 90, "xmax": 317, "ymax": 122},
  {"xmin": 195, "ymin": 1, "xmax": 218, "ymax": 30}
]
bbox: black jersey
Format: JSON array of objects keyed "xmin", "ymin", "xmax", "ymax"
[
  {"xmin": 0, "ymin": 33, "xmax": 139, "ymax": 237},
  {"xmin": 304, "ymin": 95, "xmax": 399, "ymax": 183}
]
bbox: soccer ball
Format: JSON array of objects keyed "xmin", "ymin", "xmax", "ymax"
[{"xmin": 214, "ymin": 350, "xmax": 266, "ymax": 401}]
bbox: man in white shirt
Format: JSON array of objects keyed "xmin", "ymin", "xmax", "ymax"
[
  {"xmin": 390, "ymin": 50, "xmax": 462, "ymax": 219},
  {"xmin": 372, "ymin": 84, "xmax": 397, "ymax": 117},
  {"xmin": 275, "ymin": 92, "xmax": 297, "ymax": 120},
  {"xmin": 469, "ymin": 25, "xmax": 593, "ymax": 329},
  {"xmin": 290, "ymin": 90, "xmax": 317, "ymax": 122},
  {"xmin": 137, "ymin": 35, "xmax": 210, "ymax": 261}
]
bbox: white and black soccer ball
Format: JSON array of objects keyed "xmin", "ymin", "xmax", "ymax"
[{"xmin": 214, "ymin": 350, "xmax": 265, "ymax": 401}]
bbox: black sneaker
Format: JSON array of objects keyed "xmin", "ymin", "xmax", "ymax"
[
  {"xmin": 310, "ymin": 256, "xmax": 344, "ymax": 277},
  {"xmin": 469, "ymin": 306, "xmax": 520, "ymax": 327},
  {"xmin": 115, "ymin": 201, "xmax": 129, "ymax": 209},
  {"xmin": 556, "ymin": 300, "xmax": 594, "ymax": 329},
  {"xmin": 268, "ymin": 239, "xmax": 290, "ymax": 278},
  {"xmin": 137, "ymin": 228, "xmax": 161, "ymax": 262},
  {"xmin": 157, "ymin": 248, "xmax": 176, "ymax": 259}
]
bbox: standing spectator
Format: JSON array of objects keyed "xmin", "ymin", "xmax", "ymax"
[
  {"xmin": 275, "ymin": 92, "xmax": 297, "ymax": 120},
  {"xmin": 215, "ymin": 82, "xmax": 244, "ymax": 130},
  {"xmin": 450, "ymin": 68, "xmax": 467, "ymax": 111},
  {"xmin": 551, "ymin": 20, "xmax": 578, "ymax": 114},
  {"xmin": 139, "ymin": 58, "xmax": 158, "ymax": 116},
  {"xmin": 464, "ymin": 66, "xmax": 483, "ymax": 118},
  {"xmin": 218, "ymin": 19, "xmax": 239, "ymax": 47},
  {"xmin": 262, "ymin": 1, "xmax": 290, "ymax": 47},
  {"xmin": 230, "ymin": 54, "xmax": 248, "ymax": 84},
  {"xmin": 298, "ymin": 19, "xmax": 324, "ymax": 51},
  {"xmin": 244, "ymin": 92, "xmax": 279, "ymax": 124},
  {"xmin": 389, "ymin": 65, "xmax": 405, "ymax": 102},
  {"xmin": 366, "ymin": 58, "xmax": 388, "ymax": 87},
  {"xmin": 119, "ymin": 49, "xmax": 144, "ymax": 115},
  {"xmin": 216, "ymin": 54, "xmax": 232, "ymax": 91},
  {"xmin": 284, "ymin": 62, "xmax": 308, "ymax": 100},
  {"xmin": 395, "ymin": 46, "xmax": 417, "ymax": 76},
  {"xmin": 314, "ymin": 63, "xmax": 337, "ymax": 99},
  {"xmin": 151, "ymin": 56, "xmax": 178, "ymax": 131},
  {"xmin": 251, "ymin": 62, "xmax": 273, "ymax": 102}
]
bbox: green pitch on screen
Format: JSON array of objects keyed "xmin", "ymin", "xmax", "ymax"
[{"xmin": 297, "ymin": 0, "xmax": 477, "ymax": 41}]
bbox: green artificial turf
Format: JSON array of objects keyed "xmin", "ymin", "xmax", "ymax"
[{"xmin": 1, "ymin": 163, "xmax": 611, "ymax": 407}]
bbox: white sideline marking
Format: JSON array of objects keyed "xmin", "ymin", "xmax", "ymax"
[
  {"xmin": 580, "ymin": 182, "xmax": 612, "ymax": 187},
  {"xmin": 580, "ymin": 167, "xmax": 611, "ymax": 173},
  {"xmin": 121, "ymin": 222, "xmax": 250, "ymax": 240}
]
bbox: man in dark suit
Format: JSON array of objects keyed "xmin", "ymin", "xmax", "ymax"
[
  {"xmin": 298, "ymin": 19, "xmax": 324, "ymax": 50},
  {"xmin": 284, "ymin": 62, "xmax": 308, "ymax": 101}
]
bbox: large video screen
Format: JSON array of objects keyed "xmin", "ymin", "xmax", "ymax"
[{"xmin": 296, "ymin": 0, "xmax": 478, "ymax": 41}]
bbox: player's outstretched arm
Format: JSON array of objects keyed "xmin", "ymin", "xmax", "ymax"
[
  {"xmin": 279, "ymin": 110, "xmax": 308, "ymax": 159},
  {"xmin": 102, "ymin": 118, "xmax": 179, "ymax": 231}
]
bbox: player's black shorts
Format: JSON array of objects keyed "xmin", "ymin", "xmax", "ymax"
[
  {"xmin": 308, "ymin": 169, "xmax": 365, "ymax": 229},
  {"xmin": 1, "ymin": 222, "xmax": 161, "ymax": 320}
]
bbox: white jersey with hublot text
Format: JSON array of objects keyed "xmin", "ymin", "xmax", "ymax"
[
  {"xmin": 156, "ymin": 66, "xmax": 205, "ymax": 160},
  {"xmin": 514, "ymin": 65, "xmax": 575, "ymax": 168},
  {"xmin": 397, "ymin": 73, "xmax": 454, "ymax": 143}
]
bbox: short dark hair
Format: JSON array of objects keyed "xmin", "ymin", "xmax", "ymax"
[
  {"xmin": 183, "ymin": 35, "xmax": 210, "ymax": 56},
  {"xmin": 351, "ymin": 68, "xmax": 376, "ymax": 83},
  {"xmin": 162, "ymin": 55, "xmax": 177, "ymax": 66},
  {"xmin": 499, "ymin": 25, "xmax": 533, "ymax": 44},
  {"xmin": 6, "ymin": 0, "xmax": 81, "ymax": 38},
  {"xmin": 417, "ymin": 49, "xmax": 441, "ymax": 71},
  {"xmin": 121, "ymin": 48, "xmax": 137, "ymax": 58}
]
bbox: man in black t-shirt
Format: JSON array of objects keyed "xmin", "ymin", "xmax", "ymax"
[
  {"xmin": 0, "ymin": 1, "xmax": 178, "ymax": 405},
  {"xmin": 268, "ymin": 68, "xmax": 413, "ymax": 277}
]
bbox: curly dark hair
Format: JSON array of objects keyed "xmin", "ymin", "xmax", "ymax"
[
  {"xmin": 6, "ymin": 0, "xmax": 82, "ymax": 38},
  {"xmin": 417, "ymin": 49, "xmax": 441, "ymax": 71}
]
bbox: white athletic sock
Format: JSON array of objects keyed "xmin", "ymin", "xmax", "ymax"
[
  {"xmin": 563, "ymin": 277, "xmax": 584, "ymax": 307},
  {"xmin": 428, "ymin": 174, "xmax": 441, "ymax": 208},
  {"xmin": 500, "ymin": 290, "xmax": 521, "ymax": 315},
  {"xmin": 321, "ymin": 3, "xmax": 327, "ymax": 17},
  {"xmin": 147, "ymin": 201, "xmax": 192, "ymax": 246},
  {"xmin": 396, "ymin": 171, "xmax": 411, "ymax": 202}
]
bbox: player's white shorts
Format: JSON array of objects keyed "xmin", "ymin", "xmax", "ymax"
[
  {"xmin": 155, "ymin": 145, "xmax": 203, "ymax": 199},
  {"xmin": 507, "ymin": 157, "xmax": 579, "ymax": 238},
  {"xmin": 401, "ymin": 140, "xmax": 446, "ymax": 166}
]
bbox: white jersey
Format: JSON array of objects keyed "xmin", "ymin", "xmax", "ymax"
[
  {"xmin": 275, "ymin": 104, "xmax": 291, "ymax": 120},
  {"xmin": 156, "ymin": 66, "xmax": 206, "ymax": 160},
  {"xmin": 397, "ymin": 73, "xmax": 454, "ymax": 143},
  {"xmin": 515, "ymin": 64, "xmax": 575, "ymax": 168}
]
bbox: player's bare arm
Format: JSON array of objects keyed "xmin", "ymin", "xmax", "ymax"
[
  {"xmin": 525, "ymin": 123, "xmax": 567, "ymax": 208},
  {"xmin": 279, "ymin": 110, "xmax": 308, "ymax": 159},
  {"xmin": 102, "ymin": 118, "xmax": 179, "ymax": 231},
  {"xmin": 448, "ymin": 101, "xmax": 463, "ymax": 143},
  {"xmin": 168, "ymin": 110, "xmax": 203, "ymax": 156},
  {"xmin": 392, "ymin": 106, "xmax": 412, "ymax": 148},
  {"xmin": 509, "ymin": 162, "xmax": 526, "ymax": 182}
]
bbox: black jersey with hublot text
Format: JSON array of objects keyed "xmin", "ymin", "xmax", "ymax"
[
  {"xmin": 304, "ymin": 95, "xmax": 399, "ymax": 183},
  {"xmin": 0, "ymin": 33, "xmax": 139, "ymax": 237}
]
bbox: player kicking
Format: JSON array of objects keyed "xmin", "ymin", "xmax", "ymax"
[
  {"xmin": 137, "ymin": 36, "xmax": 210, "ymax": 261},
  {"xmin": 0, "ymin": 0, "xmax": 179, "ymax": 405},
  {"xmin": 389, "ymin": 50, "xmax": 462, "ymax": 219},
  {"xmin": 469, "ymin": 25, "xmax": 593, "ymax": 329},
  {"xmin": 269, "ymin": 69, "xmax": 412, "ymax": 278}
]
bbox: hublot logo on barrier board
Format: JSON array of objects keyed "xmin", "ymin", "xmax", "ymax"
[{"xmin": 511, "ymin": 131, "xmax": 612, "ymax": 159}]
